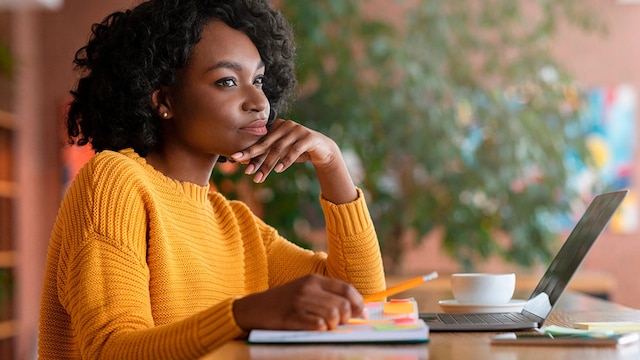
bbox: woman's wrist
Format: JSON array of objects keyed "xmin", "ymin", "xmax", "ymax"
[{"xmin": 315, "ymin": 158, "xmax": 358, "ymax": 204}]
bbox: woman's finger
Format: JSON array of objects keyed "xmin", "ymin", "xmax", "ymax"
[
  {"xmin": 319, "ymin": 279, "xmax": 365, "ymax": 319},
  {"xmin": 291, "ymin": 290, "xmax": 351, "ymax": 330}
]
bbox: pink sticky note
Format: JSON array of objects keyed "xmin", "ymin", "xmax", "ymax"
[
  {"xmin": 394, "ymin": 317, "xmax": 418, "ymax": 325},
  {"xmin": 365, "ymin": 302, "xmax": 382, "ymax": 308}
]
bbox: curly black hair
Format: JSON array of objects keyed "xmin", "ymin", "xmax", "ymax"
[{"xmin": 67, "ymin": 0, "xmax": 296, "ymax": 157}]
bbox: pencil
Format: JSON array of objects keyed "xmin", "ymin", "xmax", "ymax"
[{"xmin": 364, "ymin": 271, "xmax": 439, "ymax": 303}]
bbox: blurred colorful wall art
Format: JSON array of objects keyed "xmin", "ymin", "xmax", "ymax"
[{"xmin": 577, "ymin": 84, "xmax": 637, "ymax": 234}]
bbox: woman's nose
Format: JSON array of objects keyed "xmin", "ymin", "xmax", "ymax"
[{"xmin": 242, "ymin": 86, "xmax": 269, "ymax": 113}]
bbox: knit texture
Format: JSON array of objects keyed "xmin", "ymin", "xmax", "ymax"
[{"xmin": 38, "ymin": 149, "xmax": 385, "ymax": 359}]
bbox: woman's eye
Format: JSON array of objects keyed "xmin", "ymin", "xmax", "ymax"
[
  {"xmin": 254, "ymin": 76, "xmax": 264, "ymax": 85},
  {"xmin": 216, "ymin": 78, "xmax": 237, "ymax": 87}
]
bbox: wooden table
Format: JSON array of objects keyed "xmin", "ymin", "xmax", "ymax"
[{"xmin": 201, "ymin": 290, "xmax": 640, "ymax": 360}]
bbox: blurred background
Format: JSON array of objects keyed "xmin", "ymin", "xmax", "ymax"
[{"xmin": 0, "ymin": 0, "xmax": 639, "ymax": 359}]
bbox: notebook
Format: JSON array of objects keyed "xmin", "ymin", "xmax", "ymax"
[
  {"xmin": 420, "ymin": 189, "xmax": 628, "ymax": 331},
  {"xmin": 247, "ymin": 298, "xmax": 429, "ymax": 344}
]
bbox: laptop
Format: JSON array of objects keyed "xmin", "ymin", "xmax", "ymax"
[{"xmin": 420, "ymin": 189, "xmax": 629, "ymax": 331}]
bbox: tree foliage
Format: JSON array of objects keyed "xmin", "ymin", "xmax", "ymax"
[
  {"xmin": 0, "ymin": 41, "xmax": 11, "ymax": 78},
  {"xmin": 213, "ymin": 0, "xmax": 605, "ymax": 272}
]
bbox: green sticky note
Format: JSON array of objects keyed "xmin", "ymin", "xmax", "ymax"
[{"xmin": 544, "ymin": 325, "xmax": 614, "ymax": 337}]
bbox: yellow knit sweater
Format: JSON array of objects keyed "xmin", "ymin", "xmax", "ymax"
[{"xmin": 38, "ymin": 149, "xmax": 385, "ymax": 359}]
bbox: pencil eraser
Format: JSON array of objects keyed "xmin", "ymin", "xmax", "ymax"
[{"xmin": 389, "ymin": 298, "xmax": 411, "ymax": 303}]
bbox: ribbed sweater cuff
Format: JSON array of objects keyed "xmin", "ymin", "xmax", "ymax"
[
  {"xmin": 197, "ymin": 298, "xmax": 245, "ymax": 352},
  {"xmin": 320, "ymin": 188, "xmax": 373, "ymax": 236}
]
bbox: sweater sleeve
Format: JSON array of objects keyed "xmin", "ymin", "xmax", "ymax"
[
  {"xmin": 59, "ymin": 233, "xmax": 244, "ymax": 360},
  {"xmin": 265, "ymin": 188, "xmax": 386, "ymax": 295}
]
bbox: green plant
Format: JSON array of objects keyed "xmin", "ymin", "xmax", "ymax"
[
  {"xmin": 213, "ymin": 0, "xmax": 604, "ymax": 272},
  {"xmin": 0, "ymin": 268, "xmax": 13, "ymax": 310},
  {"xmin": 0, "ymin": 42, "xmax": 12, "ymax": 77}
]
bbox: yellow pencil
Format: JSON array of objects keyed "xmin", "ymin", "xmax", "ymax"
[{"xmin": 364, "ymin": 271, "xmax": 439, "ymax": 303}]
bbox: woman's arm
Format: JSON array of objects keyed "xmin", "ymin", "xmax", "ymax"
[
  {"xmin": 229, "ymin": 118, "xmax": 385, "ymax": 331},
  {"xmin": 231, "ymin": 191, "xmax": 386, "ymax": 332},
  {"xmin": 229, "ymin": 118, "xmax": 357, "ymax": 204}
]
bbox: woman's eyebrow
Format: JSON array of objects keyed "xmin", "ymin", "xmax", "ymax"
[
  {"xmin": 205, "ymin": 60, "xmax": 265, "ymax": 73},
  {"xmin": 207, "ymin": 61, "xmax": 241, "ymax": 72}
]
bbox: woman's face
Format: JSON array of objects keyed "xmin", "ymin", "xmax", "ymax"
[{"xmin": 163, "ymin": 20, "xmax": 270, "ymax": 160}]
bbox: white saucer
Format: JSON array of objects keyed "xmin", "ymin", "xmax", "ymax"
[{"xmin": 438, "ymin": 299, "xmax": 526, "ymax": 313}]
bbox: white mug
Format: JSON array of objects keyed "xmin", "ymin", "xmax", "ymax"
[{"xmin": 450, "ymin": 273, "xmax": 516, "ymax": 305}]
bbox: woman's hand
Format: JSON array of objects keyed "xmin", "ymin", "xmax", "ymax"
[
  {"xmin": 232, "ymin": 274, "xmax": 365, "ymax": 331},
  {"xmin": 230, "ymin": 118, "xmax": 357, "ymax": 204},
  {"xmin": 230, "ymin": 119, "xmax": 338, "ymax": 183}
]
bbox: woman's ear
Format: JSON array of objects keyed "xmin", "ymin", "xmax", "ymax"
[{"xmin": 151, "ymin": 87, "xmax": 172, "ymax": 119}]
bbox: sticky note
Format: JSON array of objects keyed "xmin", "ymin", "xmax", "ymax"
[
  {"xmin": 574, "ymin": 322, "xmax": 640, "ymax": 333},
  {"xmin": 383, "ymin": 301, "xmax": 414, "ymax": 315},
  {"xmin": 393, "ymin": 317, "xmax": 418, "ymax": 325},
  {"xmin": 544, "ymin": 325, "xmax": 614, "ymax": 337},
  {"xmin": 365, "ymin": 301, "xmax": 382, "ymax": 309},
  {"xmin": 347, "ymin": 318, "xmax": 392, "ymax": 325},
  {"xmin": 374, "ymin": 324, "xmax": 421, "ymax": 331},
  {"xmin": 329, "ymin": 328, "xmax": 353, "ymax": 333}
]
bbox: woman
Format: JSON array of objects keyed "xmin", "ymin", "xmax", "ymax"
[{"xmin": 38, "ymin": 0, "xmax": 385, "ymax": 358}]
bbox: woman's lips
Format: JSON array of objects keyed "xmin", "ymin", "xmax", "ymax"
[{"xmin": 240, "ymin": 120, "xmax": 268, "ymax": 136}]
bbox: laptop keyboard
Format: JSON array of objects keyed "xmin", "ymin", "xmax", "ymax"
[{"xmin": 438, "ymin": 312, "xmax": 531, "ymax": 325}]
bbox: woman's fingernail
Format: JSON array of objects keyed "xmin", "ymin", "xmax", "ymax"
[
  {"xmin": 253, "ymin": 172, "xmax": 264, "ymax": 183},
  {"xmin": 361, "ymin": 308, "xmax": 369, "ymax": 319},
  {"xmin": 275, "ymin": 163, "xmax": 285, "ymax": 173},
  {"xmin": 231, "ymin": 152, "xmax": 243, "ymax": 160},
  {"xmin": 245, "ymin": 164, "xmax": 255, "ymax": 174}
]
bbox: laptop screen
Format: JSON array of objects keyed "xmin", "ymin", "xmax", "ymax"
[{"xmin": 522, "ymin": 190, "xmax": 628, "ymax": 321}]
